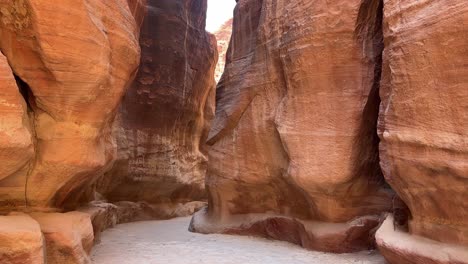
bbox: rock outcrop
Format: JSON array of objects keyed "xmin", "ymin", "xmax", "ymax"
[
  {"xmin": 0, "ymin": 53, "xmax": 34, "ymax": 211},
  {"xmin": 30, "ymin": 212, "xmax": 94, "ymax": 264},
  {"xmin": 0, "ymin": 0, "xmax": 143, "ymax": 211},
  {"xmin": 0, "ymin": 0, "xmax": 217, "ymax": 262},
  {"xmin": 95, "ymin": 0, "xmax": 217, "ymax": 207},
  {"xmin": 214, "ymin": 19, "xmax": 233, "ymax": 82},
  {"xmin": 79, "ymin": 200, "xmax": 206, "ymax": 242},
  {"xmin": 376, "ymin": 0, "xmax": 468, "ymax": 262},
  {"xmin": 0, "ymin": 213, "xmax": 43, "ymax": 264},
  {"xmin": 190, "ymin": 0, "xmax": 392, "ymax": 252},
  {"xmin": 376, "ymin": 214, "xmax": 468, "ymax": 264}
]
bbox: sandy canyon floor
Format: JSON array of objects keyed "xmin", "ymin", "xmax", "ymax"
[{"xmin": 91, "ymin": 217, "xmax": 385, "ymax": 264}]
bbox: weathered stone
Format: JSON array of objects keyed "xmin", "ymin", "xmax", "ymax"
[
  {"xmin": 376, "ymin": 214, "xmax": 468, "ymax": 264},
  {"xmin": 96, "ymin": 0, "xmax": 217, "ymax": 207},
  {"xmin": 378, "ymin": 0, "xmax": 468, "ymax": 247},
  {"xmin": 0, "ymin": 0, "xmax": 143, "ymax": 210},
  {"xmin": 190, "ymin": 0, "xmax": 392, "ymax": 252},
  {"xmin": 376, "ymin": 0, "xmax": 468, "ymax": 262},
  {"xmin": 0, "ymin": 53, "xmax": 34, "ymax": 211},
  {"xmin": 30, "ymin": 212, "xmax": 94, "ymax": 264},
  {"xmin": 0, "ymin": 213, "xmax": 43, "ymax": 264},
  {"xmin": 191, "ymin": 208, "xmax": 382, "ymax": 253},
  {"xmin": 79, "ymin": 200, "xmax": 206, "ymax": 243}
]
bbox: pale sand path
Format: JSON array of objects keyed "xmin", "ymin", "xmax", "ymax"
[{"xmin": 91, "ymin": 217, "xmax": 386, "ymax": 264}]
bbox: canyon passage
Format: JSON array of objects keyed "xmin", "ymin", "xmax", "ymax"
[{"xmin": 0, "ymin": 0, "xmax": 467, "ymax": 264}]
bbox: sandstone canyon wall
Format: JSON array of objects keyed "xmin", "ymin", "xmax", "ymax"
[
  {"xmin": 190, "ymin": 0, "xmax": 393, "ymax": 253},
  {"xmin": 0, "ymin": 0, "xmax": 466, "ymax": 263},
  {"xmin": 0, "ymin": 0, "xmax": 217, "ymax": 263},
  {"xmin": 376, "ymin": 1, "xmax": 468, "ymax": 263},
  {"xmin": 191, "ymin": 0, "xmax": 468, "ymax": 261},
  {"xmin": 95, "ymin": 0, "xmax": 217, "ymax": 209},
  {"xmin": 0, "ymin": 0, "xmax": 142, "ymax": 212}
]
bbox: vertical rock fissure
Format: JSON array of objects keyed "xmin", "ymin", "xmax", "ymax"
[
  {"xmin": 12, "ymin": 73, "xmax": 36, "ymax": 208},
  {"xmin": 355, "ymin": 0, "xmax": 412, "ymax": 227},
  {"xmin": 353, "ymin": 0, "xmax": 385, "ymax": 186}
]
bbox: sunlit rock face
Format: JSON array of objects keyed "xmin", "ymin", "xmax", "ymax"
[
  {"xmin": 376, "ymin": 0, "xmax": 468, "ymax": 263},
  {"xmin": 0, "ymin": 53, "xmax": 34, "ymax": 210},
  {"xmin": 0, "ymin": 213, "xmax": 43, "ymax": 264},
  {"xmin": 0, "ymin": 0, "xmax": 142, "ymax": 210},
  {"xmin": 190, "ymin": 0, "xmax": 392, "ymax": 252},
  {"xmin": 214, "ymin": 18, "xmax": 233, "ymax": 82},
  {"xmin": 96, "ymin": 0, "xmax": 217, "ymax": 206}
]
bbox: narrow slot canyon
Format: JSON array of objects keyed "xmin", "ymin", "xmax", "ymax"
[{"xmin": 0, "ymin": 0, "xmax": 467, "ymax": 264}]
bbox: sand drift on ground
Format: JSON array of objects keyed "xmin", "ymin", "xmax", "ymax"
[{"xmin": 91, "ymin": 217, "xmax": 385, "ymax": 264}]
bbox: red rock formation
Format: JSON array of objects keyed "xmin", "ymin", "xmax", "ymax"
[
  {"xmin": 0, "ymin": 0, "xmax": 217, "ymax": 261},
  {"xmin": 214, "ymin": 19, "xmax": 233, "ymax": 82},
  {"xmin": 96, "ymin": 0, "xmax": 217, "ymax": 207},
  {"xmin": 190, "ymin": 0, "xmax": 392, "ymax": 252},
  {"xmin": 376, "ymin": 0, "xmax": 468, "ymax": 262},
  {"xmin": 0, "ymin": 0, "xmax": 465, "ymax": 263},
  {"xmin": 0, "ymin": 53, "xmax": 34, "ymax": 210},
  {"xmin": 0, "ymin": 0, "xmax": 142, "ymax": 210}
]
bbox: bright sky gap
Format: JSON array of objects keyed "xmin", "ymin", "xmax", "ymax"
[{"xmin": 206, "ymin": 0, "xmax": 236, "ymax": 32}]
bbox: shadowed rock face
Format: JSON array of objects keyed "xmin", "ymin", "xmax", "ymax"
[
  {"xmin": 376, "ymin": 0, "xmax": 468, "ymax": 258},
  {"xmin": 0, "ymin": 0, "xmax": 143, "ymax": 211},
  {"xmin": 190, "ymin": 0, "xmax": 392, "ymax": 252},
  {"xmin": 96, "ymin": 0, "xmax": 217, "ymax": 205}
]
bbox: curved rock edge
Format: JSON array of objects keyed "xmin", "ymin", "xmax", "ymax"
[
  {"xmin": 189, "ymin": 206, "xmax": 381, "ymax": 253},
  {"xmin": 376, "ymin": 214, "xmax": 468, "ymax": 264}
]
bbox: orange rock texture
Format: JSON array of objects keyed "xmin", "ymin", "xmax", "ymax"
[
  {"xmin": 190, "ymin": 0, "xmax": 393, "ymax": 253},
  {"xmin": 0, "ymin": 53, "xmax": 34, "ymax": 209},
  {"xmin": 95, "ymin": 0, "xmax": 217, "ymax": 206},
  {"xmin": 0, "ymin": 213, "xmax": 43, "ymax": 264},
  {"xmin": 0, "ymin": 0, "xmax": 466, "ymax": 263},
  {"xmin": 0, "ymin": 0, "xmax": 143, "ymax": 211},
  {"xmin": 30, "ymin": 212, "xmax": 94, "ymax": 264}
]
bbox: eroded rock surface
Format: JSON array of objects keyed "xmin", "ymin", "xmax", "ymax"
[
  {"xmin": 79, "ymin": 200, "xmax": 206, "ymax": 242},
  {"xmin": 376, "ymin": 214, "xmax": 468, "ymax": 264},
  {"xmin": 0, "ymin": 213, "xmax": 43, "ymax": 264},
  {"xmin": 30, "ymin": 212, "xmax": 94, "ymax": 264},
  {"xmin": 96, "ymin": 0, "xmax": 217, "ymax": 206},
  {"xmin": 0, "ymin": 0, "xmax": 142, "ymax": 210},
  {"xmin": 191, "ymin": 0, "xmax": 392, "ymax": 252},
  {"xmin": 376, "ymin": 0, "xmax": 468, "ymax": 262},
  {"xmin": 0, "ymin": 53, "xmax": 34, "ymax": 211}
]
